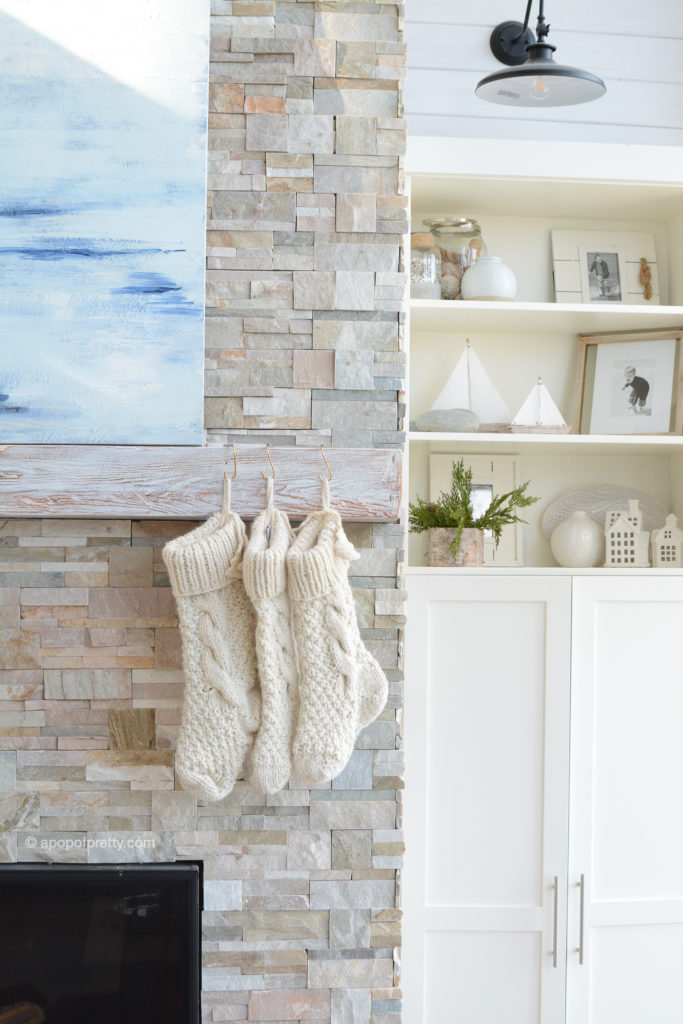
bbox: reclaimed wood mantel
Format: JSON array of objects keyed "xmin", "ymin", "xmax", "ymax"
[{"xmin": 0, "ymin": 445, "xmax": 402, "ymax": 521}]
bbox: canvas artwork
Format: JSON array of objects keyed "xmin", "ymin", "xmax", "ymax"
[{"xmin": 0, "ymin": 0, "xmax": 209, "ymax": 443}]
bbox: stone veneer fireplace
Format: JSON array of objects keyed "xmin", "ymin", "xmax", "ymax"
[{"xmin": 0, "ymin": 2, "xmax": 406, "ymax": 1022}]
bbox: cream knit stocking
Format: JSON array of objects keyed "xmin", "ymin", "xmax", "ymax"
[
  {"xmin": 162, "ymin": 489, "xmax": 260, "ymax": 802},
  {"xmin": 287, "ymin": 480, "xmax": 388, "ymax": 784},
  {"xmin": 243, "ymin": 483, "xmax": 298, "ymax": 794}
]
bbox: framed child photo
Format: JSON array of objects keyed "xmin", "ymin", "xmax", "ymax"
[
  {"xmin": 579, "ymin": 246, "xmax": 626, "ymax": 303},
  {"xmin": 571, "ymin": 330, "xmax": 683, "ymax": 436},
  {"xmin": 551, "ymin": 230, "xmax": 660, "ymax": 305}
]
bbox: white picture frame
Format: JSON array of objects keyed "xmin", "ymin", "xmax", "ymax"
[
  {"xmin": 429, "ymin": 453, "xmax": 524, "ymax": 566},
  {"xmin": 551, "ymin": 230, "xmax": 660, "ymax": 305},
  {"xmin": 589, "ymin": 337, "xmax": 677, "ymax": 435}
]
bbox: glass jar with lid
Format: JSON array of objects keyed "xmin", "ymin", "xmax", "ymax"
[
  {"xmin": 422, "ymin": 217, "xmax": 486, "ymax": 300},
  {"xmin": 410, "ymin": 233, "xmax": 442, "ymax": 299}
]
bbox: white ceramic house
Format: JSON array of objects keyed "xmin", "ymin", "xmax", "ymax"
[
  {"xmin": 604, "ymin": 500, "xmax": 650, "ymax": 566},
  {"xmin": 652, "ymin": 513, "xmax": 683, "ymax": 567},
  {"xmin": 605, "ymin": 498, "xmax": 645, "ymax": 532}
]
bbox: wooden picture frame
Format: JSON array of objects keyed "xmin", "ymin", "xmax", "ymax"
[
  {"xmin": 570, "ymin": 330, "xmax": 683, "ymax": 436},
  {"xmin": 429, "ymin": 453, "xmax": 524, "ymax": 566},
  {"xmin": 551, "ymin": 230, "xmax": 660, "ymax": 305}
]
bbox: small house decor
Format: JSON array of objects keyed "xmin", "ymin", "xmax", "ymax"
[
  {"xmin": 604, "ymin": 499, "xmax": 650, "ymax": 567},
  {"xmin": 651, "ymin": 513, "xmax": 683, "ymax": 567},
  {"xmin": 409, "ymin": 458, "xmax": 538, "ymax": 567}
]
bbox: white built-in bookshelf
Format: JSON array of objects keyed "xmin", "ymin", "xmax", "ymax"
[{"xmin": 406, "ymin": 138, "xmax": 683, "ymax": 569}]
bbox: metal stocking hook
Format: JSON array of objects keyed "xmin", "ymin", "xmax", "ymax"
[
  {"xmin": 222, "ymin": 444, "xmax": 237, "ymax": 515},
  {"xmin": 261, "ymin": 444, "xmax": 276, "ymax": 480},
  {"xmin": 319, "ymin": 444, "xmax": 333, "ymax": 483},
  {"xmin": 223, "ymin": 444, "xmax": 237, "ymax": 485}
]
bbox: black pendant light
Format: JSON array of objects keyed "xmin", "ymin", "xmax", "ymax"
[{"xmin": 476, "ymin": 0, "xmax": 606, "ymax": 108}]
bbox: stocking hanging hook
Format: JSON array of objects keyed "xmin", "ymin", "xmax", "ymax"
[
  {"xmin": 261, "ymin": 444, "xmax": 276, "ymax": 480},
  {"xmin": 319, "ymin": 444, "xmax": 333, "ymax": 482},
  {"xmin": 224, "ymin": 444, "xmax": 237, "ymax": 485}
]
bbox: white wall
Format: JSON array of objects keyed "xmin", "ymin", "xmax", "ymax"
[{"xmin": 405, "ymin": 0, "xmax": 683, "ymax": 145}]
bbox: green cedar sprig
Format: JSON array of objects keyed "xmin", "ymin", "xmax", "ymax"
[{"xmin": 408, "ymin": 458, "xmax": 539, "ymax": 559}]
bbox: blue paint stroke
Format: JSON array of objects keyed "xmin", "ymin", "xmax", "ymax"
[
  {"xmin": 113, "ymin": 272, "xmax": 183, "ymax": 295},
  {"xmin": 0, "ymin": 245, "xmax": 184, "ymax": 261},
  {"xmin": 0, "ymin": 201, "xmax": 125, "ymax": 217},
  {"xmin": 0, "ymin": 205, "xmax": 71, "ymax": 217}
]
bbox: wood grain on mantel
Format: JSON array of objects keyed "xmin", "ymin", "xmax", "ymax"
[{"xmin": 0, "ymin": 446, "xmax": 402, "ymax": 521}]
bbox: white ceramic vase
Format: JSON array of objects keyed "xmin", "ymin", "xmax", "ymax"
[
  {"xmin": 550, "ymin": 510, "xmax": 604, "ymax": 567},
  {"xmin": 461, "ymin": 256, "xmax": 517, "ymax": 301}
]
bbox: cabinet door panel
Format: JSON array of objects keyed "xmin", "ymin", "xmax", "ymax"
[
  {"xmin": 404, "ymin": 575, "xmax": 571, "ymax": 1024},
  {"xmin": 591, "ymin": 926, "xmax": 683, "ymax": 1024},
  {"xmin": 568, "ymin": 578, "xmax": 683, "ymax": 1024},
  {"xmin": 425, "ymin": 932, "xmax": 541, "ymax": 1024},
  {"xmin": 591, "ymin": 600, "xmax": 683, "ymax": 901},
  {"xmin": 425, "ymin": 599, "xmax": 545, "ymax": 906}
]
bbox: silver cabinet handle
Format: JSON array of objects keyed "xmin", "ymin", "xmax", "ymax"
[
  {"xmin": 578, "ymin": 874, "xmax": 585, "ymax": 965},
  {"xmin": 551, "ymin": 876, "xmax": 559, "ymax": 968}
]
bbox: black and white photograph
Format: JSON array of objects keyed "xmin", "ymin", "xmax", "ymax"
[
  {"xmin": 614, "ymin": 362, "xmax": 653, "ymax": 417},
  {"xmin": 589, "ymin": 338, "xmax": 676, "ymax": 435},
  {"xmin": 584, "ymin": 249, "xmax": 623, "ymax": 301}
]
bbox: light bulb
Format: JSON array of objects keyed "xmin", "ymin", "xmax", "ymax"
[{"xmin": 530, "ymin": 76, "xmax": 551, "ymax": 101}]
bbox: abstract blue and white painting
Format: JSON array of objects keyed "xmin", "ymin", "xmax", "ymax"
[{"xmin": 0, "ymin": 0, "xmax": 208, "ymax": 443}]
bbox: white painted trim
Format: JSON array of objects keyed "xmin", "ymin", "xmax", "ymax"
[{"xmin": 406, "ymin": 136, "xmax": 683, "ymax": 185}]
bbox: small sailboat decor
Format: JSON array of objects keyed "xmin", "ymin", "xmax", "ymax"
[
  {"xmin": 510, "ymin": 377, "xmax": 571, "ymax": 434},
  {"xmin": 414, "ymin": 338, "xmax": 512, "ymax": 433}
]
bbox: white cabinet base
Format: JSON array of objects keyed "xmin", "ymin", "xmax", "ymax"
[
  {"xmin": 404, "ymin": 575, "xmax": 571, "ymax": 1024},
  {"xmin": 567, "ymin": 577, "xmax": 683, "ymax": 1024},
  {"xmin": 405, "ymin": 573, "xmax": 683, "ymax": 1024}
]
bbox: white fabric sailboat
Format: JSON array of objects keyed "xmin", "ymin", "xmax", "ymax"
[
  {"xmin": 510, "ymin": 377, "xmax": 571, "ymax": 433},
  {"xmin": 430, "ymin": 339, "xmax": 512, "ymax": 429}
]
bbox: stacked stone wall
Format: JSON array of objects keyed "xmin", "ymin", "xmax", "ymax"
[{"xmin": 0, "ymin": 4, "xmax": 407, "ymax": 1022}]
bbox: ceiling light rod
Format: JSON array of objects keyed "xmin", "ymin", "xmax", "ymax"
[{"xmin": 476, "ymin": 0, "xmax": 607, "ymax": 108}]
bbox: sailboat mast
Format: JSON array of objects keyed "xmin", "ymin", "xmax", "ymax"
[{"xmin": 466, "ymin": 338, "xmax": 472, "ymax": 410}]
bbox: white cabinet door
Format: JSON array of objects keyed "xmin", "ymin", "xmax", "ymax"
[
  {"xmin": 404, "ymin": 574, "xmax": 572, "ymax": 1024},
  {"xmin": 568, "ymin": 577, "xmax": 683, "ymax": 1024}
]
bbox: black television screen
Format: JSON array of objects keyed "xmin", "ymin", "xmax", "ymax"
[{"xmin": 0, "ymin": 863, "xmax": 201, "ymax": 1024}]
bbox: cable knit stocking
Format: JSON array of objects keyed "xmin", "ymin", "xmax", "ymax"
[
  {"xmin": 162, "ymin": 499, "xmax": 260, "ymax": 802},
  {"xmin": 287, "ymin": 481, "xmax": 388, "ymax": 784},
  {"xmin": 243, "ymin": 494, "xmax": 298, "ymax": 794}
]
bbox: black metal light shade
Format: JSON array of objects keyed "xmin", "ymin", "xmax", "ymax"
[{"xmin": 476, "ymin": 3, "xmax": 606, "ymax": 108}]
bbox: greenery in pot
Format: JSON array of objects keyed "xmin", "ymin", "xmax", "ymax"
[{"xmin": 408, "ymin": 458, "xmax": 540, "ymax": 561}]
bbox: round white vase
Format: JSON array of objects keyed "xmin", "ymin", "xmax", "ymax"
[
  {"xmin": 461, "ymin": 256, "xmax": 517, "ymax": 301},
  {"xmin": 550, "ymin": 510, "xmax": 604, "ymax": 567}
]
